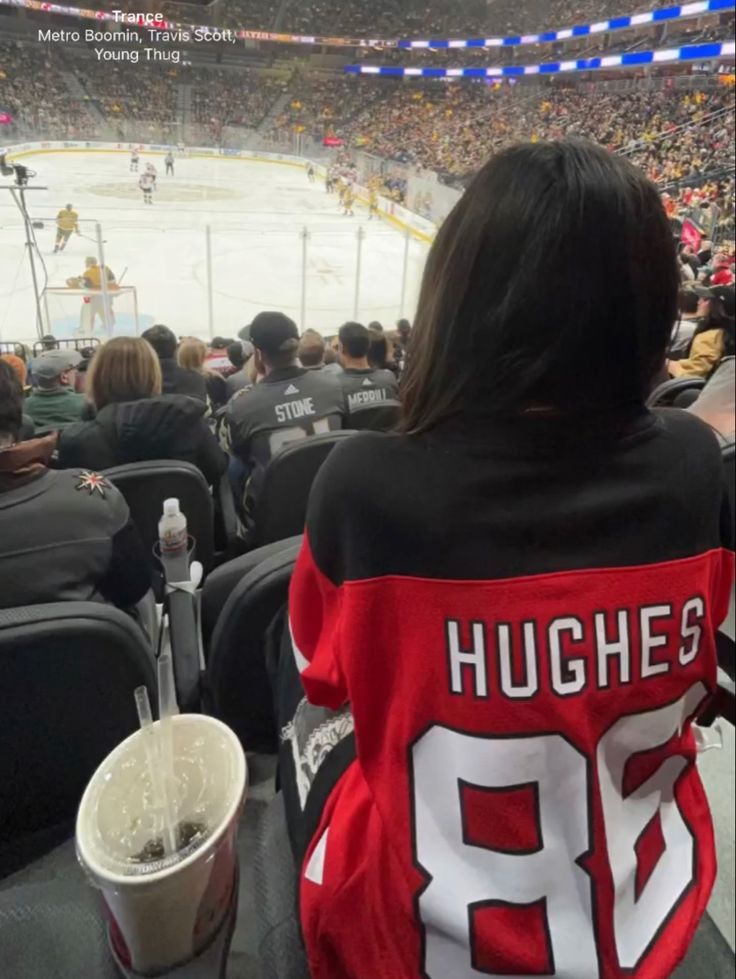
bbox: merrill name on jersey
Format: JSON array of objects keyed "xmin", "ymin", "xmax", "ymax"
[{"xmin": 347, "ymin": 388, "xmax": 391, "ymax": 411}]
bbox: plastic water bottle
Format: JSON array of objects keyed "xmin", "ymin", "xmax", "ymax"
[{"xmin": 158, "ymin": 498, "xmax": 189, "ymax": 584}]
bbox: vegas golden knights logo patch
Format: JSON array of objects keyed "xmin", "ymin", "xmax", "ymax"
[{"xmin": 75, "ymin": 471, "xmax": 108, "ymax": 497}]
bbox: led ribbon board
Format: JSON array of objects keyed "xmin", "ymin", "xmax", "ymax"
[
  {"xmin": 345, "ymin": 39, "xmax": 736, "ymax": 77},
  {"xmin": 397, "ymin": 0, "xmax": 735, "ymax": 49}
]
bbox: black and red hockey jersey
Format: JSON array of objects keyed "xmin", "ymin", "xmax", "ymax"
[{"xmin": 289, "ymin": 408, "xmax": 734, "ymax": 979}]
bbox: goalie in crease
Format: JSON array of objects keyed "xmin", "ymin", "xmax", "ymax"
[{"xmin": 66, "ymin": 257, "xmax": 119, "ymax": 336}]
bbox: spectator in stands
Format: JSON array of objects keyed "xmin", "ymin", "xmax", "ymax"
[
  {"xmin": 286, "ymin": 141, "xmax": 734, "ymax": 979},
  {"xmin": 205, "ymin": 336, "xmax": 236, "ymax": 376},
  {"xmin": 336, "ymin": 321, "xmax": 399, "ymax": 415},
  {"xmin": 178, "ymin": 337, "xmax": 229, "ymax": 410},
  {"xmin": 1, "ymin": 353, "xmax": 34, "ymax": 440},
  {"xmin": 23, "ymin": 349, "xmax": 86, "ymax": 431},
  {"xmin": 0, "ymin": 353, "xmax": 29, "ymax": 393},
  {"xmin": 141, "ymin": 324, "xmax": 207, "ymax": 402},
  {"xmin": 395, "ymin": 317, "xmax": 412, "ymax": 372},
  {"xmin": 225, "ymin": 312, "xmax": 345, "ymax": 515},
  {"xmin": 75, "ymin": 345, "xmax": 97, "ymax": 394},
  {"xmin": 678, "ymin": 244, "xmax": 701, "ymax": 282},
  {"xmin": 298, "ymin": 330, "xmax": 328, "ymax": 371},
  {"xmin": 367, "ymin": 328, "xmax": 397, "ymax": 375},
  {"xmin": 670, "ymin": 285, "xmax": 735, "ymax": 379},
  {"xmin": 669, "ymin": 287, "xmax": 710, "ymax": 359},
  {"xmin": 323, "ymin": 345, "xmax": 340, "ymax": 371},
  {"xmin": 225, "ymin": 340, "xmax": 254, "ymax": 398},
  {"xmin": 57, "ymin": 337, "xmax": 226, "ymax": 486},
  {"xmin": 710, "ymin": 253, "xmax": 735, "ymax": 288},
  {"xmin": 0, "ymin": 360, "xmax": 150, "ymax": 610}
]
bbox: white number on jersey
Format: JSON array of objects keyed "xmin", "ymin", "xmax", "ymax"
[
  {"xmin": 268, "ymin": 417, "xmax": 331, "ymax": 457},
  {"xmin": 411, "ymin": 682, "xmax": 707, "ymax": 978}
]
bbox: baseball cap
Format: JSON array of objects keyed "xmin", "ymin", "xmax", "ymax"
[
  {"xmin": 34, "ymin": 348, "xmax": 82, "ymax": 380},
  {"xmin": 709, "ymin": 284, "xmax": 735, "ymax": 317},
  {"xmin": 248, "ymin": 312, "xmax": 299, "ymax": 356}
]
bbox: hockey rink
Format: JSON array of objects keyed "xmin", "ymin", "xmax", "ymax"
[{"xmin": 0, "ymin": 150, "xmax": 431, "ymax": 345}]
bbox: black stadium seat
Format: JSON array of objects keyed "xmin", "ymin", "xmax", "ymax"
[
  {"xmin": 201, "ymin": 536, "xmax": 303, "ymax": 649},
  {"xmin": 647, "ymin": 376, "xmax": 706, "ymax": 408},
  {"xmin": 0, "ymin": 602, "xmax": 156, "ymax": 879},
  {"xmin": 103, "ymin": 459, "xmax": 229, "ymax": 578},
  {"xmin": 204, "ymin": 539, "xmax": 302, "ymax": 753},
  {"xmin": 248, "ymin": 431, "xmax": 356, "ymax": 549},
  {"xmin": 348, "ymin": 400, "xmax": 401, "ymax": 432}
]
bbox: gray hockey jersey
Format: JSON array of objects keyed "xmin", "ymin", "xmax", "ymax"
[
  {"xmin": 338, "ymin": 368, "xmax": 399, "ymax": 415},
  {"xmin": 225, "ymin": 366, "xmax": 346, "ymax": 477}
]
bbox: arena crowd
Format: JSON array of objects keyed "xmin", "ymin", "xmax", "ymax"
[
  {"xmin": 0, "ymin": 0, "xmax": 735, "ymax": 974},
  {"xmin": 1, "ymin": 136, "xmax": 734, "ymax": 979}
]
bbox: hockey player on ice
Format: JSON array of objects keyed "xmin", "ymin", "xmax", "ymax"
[
  {"xmin": 145, "ymin": 162, "xmax": 158, "ymax": 185},
  {"xmin": 53, "ymin": 203, "xmax": 79, "ymax": 253},
  {"xmin": 368, "ymin": 187, "xmax": 379, "ymax": 220},
  {"xmin": 130, "ymin": 148, "xmax": 139, "ymax": 172},
  {"xmin": 139, "ymin": 171, "xmax": 155, "ymax": 205},
  {"xmin": 342, "ymin": 187, "xmax": 355, "ymax": 217},
  {"xmin": 165, "ymin": 151, "xmax": 174, "ymax": 176}
]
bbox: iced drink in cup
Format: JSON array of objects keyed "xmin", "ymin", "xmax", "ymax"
[{"xmin": 76, "ymin": 714, "xmax": 247, "ymax": 977}]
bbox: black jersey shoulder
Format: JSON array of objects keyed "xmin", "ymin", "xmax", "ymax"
[{"xmin": 306, "ymin": 411, "xmax": 728, "ymax": 586}]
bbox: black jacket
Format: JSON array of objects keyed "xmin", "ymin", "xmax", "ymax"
[
  {"xmin": 205, "ymin": 371, "xmax": 229, "ymax": 411},
  {"xmin": 159, "ymin": 358, "xmax": 208, "ymax": 402},
  {"xmin": 0, "ymin": 436, "xmax": 150, "ymax": 610},
  {"xmin": 58, "ymin": 395, "xmax": 227, "ymax": 486}
]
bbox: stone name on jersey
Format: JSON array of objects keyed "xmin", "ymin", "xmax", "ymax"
[{"xmin": 275, "ymin": 396, "xmax": 317, "ymax": 423}]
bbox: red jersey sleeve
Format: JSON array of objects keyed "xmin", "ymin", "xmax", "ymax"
[{"xmin": 289, "ymin": 532, "xmax": 347, "ymax": 710}]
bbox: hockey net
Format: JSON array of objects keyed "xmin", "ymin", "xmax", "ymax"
[{"xmin": 41, "ymin": 286, "xmax": 140, "ymax": 338}]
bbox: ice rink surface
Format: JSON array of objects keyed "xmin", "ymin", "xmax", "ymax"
[{"xmin": 0, "ymin": 150, "xmax": 430, "ymax": 346}]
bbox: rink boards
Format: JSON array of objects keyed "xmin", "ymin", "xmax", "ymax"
[{"xmin": 0, "ymin": 141, "xmax": 433, "ymax": 345}]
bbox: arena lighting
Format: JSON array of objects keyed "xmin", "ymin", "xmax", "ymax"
[
  {"xmin": 397, "ymin": 0, "xmax": 736, "ymax": 49},
  {"xmin": 0, "ymin": 0, "xmax": 732, "ymax": 48},
  {"xmin": 345, "ymin": 39, "xmax": 736, "ymax": 78}
]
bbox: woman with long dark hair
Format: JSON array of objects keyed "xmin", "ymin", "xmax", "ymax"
[
  {"xmin": 284, "ymin": 141, "xmax": 734, "ymax": 979},
  {"xmin": 669, "ymin": 284, "xmax": 735, "ymax": 379}
]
